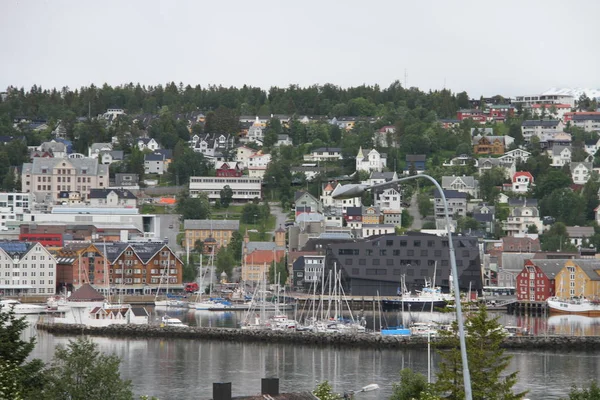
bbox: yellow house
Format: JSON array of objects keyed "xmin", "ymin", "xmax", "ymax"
[
  {"xmin": 554, "ymin": 259, "xmax": 600, "ymax": 299},
  {"xmin": 362, "ymin": 206, "xmax": 381, "ymax": 224},
  {"xmin": 183, "ymin": 219, "xmax": 240, "ymax": 250}
]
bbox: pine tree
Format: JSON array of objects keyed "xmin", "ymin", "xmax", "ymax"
[{"xmin": 435, "ymin": 306, "xmax": 528, "ymax": 400}]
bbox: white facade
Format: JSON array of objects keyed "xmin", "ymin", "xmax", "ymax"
[
  {"xmin": 0, "ymin": 193, "xmax": 33, "ymax": 231},
  {"xmin": 247, "ymin": 117, "xmax": 264, "ymax": 144},
  {"xmin": 303, "ymin": 255, "xmax": 325, "ymax": 284},
  {"xmin": 235, "ymin": 146, "xmax": 258, "ymax": 169},
  {"xmin": 441, "ymin": 176, "xmax": 479, "ymax": 198},
  {"xmin": 530, "ymin": 104, "xmax": 572, "ymax": 120},
  {"xmin": 498, "ymin": 149, "xmax": 531, "ymax": 165},
  {"xmin": 321, "ymin": 183, "xmax": 362, "ymax": 212},
  {"xmin": 189, "ymin": 177, "xmax": 262, "ymax": 202},
  {"xmin": 89, "ymin": 191, "xmax": 137, "ymax": 208},
  {"xmin": 361, "ymin": 224, "xmax": 395, "ymax": 238},
  {"xmin": 514, "ymin": 93, "xmax": 575, "ymax": 107},
  {"xmin": 0, "ymin": 242, "xmax": 57, "ymax": 295},
  {"xmin": 512, "ymin": 173, "xmax": 533, "ymax": 193},
  {"xmin": 355, "ymin": 147, "xmax": 387, "ymax": 173},
  {"xmin": 521, "ymin": 120, "xmax": 564, "ymax": 142},
  {"xmin": 376, "ymin": 188, "xmax": 402, "ymax": 211},
  {"xmin": 503, "ymin": 207, "xmax": 543, "ymax": 236},
  {"xmin": 571, "ymin": 162, "xmax": 592, "ymax": 185},
  {"xmin": 137, "ymin": 138, "xmax": 160, "ymax": 151},
  {"xmin": 573, "ymin": 115, "xmax": 600, "ymax": 132},
  {"xmin": 303, "ymin": 148, "xmax": 343, "ymax": 162},
  {"xmin": 549, "ymin": 146, "xmax": 572, "ymax": 167},
  {"xmin": 584, "ymin": 138, "xmax": 600, "ymax": 156},
  {"xmin": 247, "ymin": 153, "xmax": 272, "ymax": 179}
]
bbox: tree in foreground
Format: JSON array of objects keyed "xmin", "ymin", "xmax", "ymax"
[
  {"xmin": 435, "ymin": 306, "xmax": 528, "ymax": 400},
  {"xmin": 562, "ymin": 381, "xmax": 600, "ymax": 400},
  {"xmin": 390, "ymin": 368, "xmax": 439, "ymax": 400},
  {"xmin": 313, "ymin": 381, "xmax": 342, "ymax": 400},
  {"xmin": 0, "ymin": 305, "xmax": 45, "ymax": 399},
  {"xmin": 41, "ymin": 337, "xmax": 133, "ymax": 400}
]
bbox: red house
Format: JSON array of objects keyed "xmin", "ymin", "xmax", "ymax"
[
  {"xmin": 516, "ymin": 259, "xmax": 565, "ymax": 302},
  {"xmin": 457, "ymin": 109, "xmax": 486, "ymax": 123},
  {"xmin": 216, "ymin": 162, "xmax": 243, "ymax": 177}
]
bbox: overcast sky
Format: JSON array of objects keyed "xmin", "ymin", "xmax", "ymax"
[{"xmin": 1, "ymin": 0, "xmax": 599, "ymax": 98}]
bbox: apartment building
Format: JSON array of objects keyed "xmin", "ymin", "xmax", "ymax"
[
  {"xmin": 189, "ymin": 177, "xmax": 262, "ymax": 202},
  {"xmin": 0, "ymin": 241, "xmax": 57, "ymax": 295},
  {"xmin": 21, "ymin": 157, "xmax": 109, "ymax": 202}
]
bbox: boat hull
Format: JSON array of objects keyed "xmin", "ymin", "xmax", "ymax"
[
  {"xmin": 381, "ymin": 299, "xmax": 447, "ymax": 312},
  {"xmin": 548, "ymin": 299, "xmax": 600, "ymax": 316}
]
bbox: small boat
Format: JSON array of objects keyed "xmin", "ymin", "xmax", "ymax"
[
  {"xmin": 381, "ymin": 278, "xmax": 452, "ymax": 312},
  {"xmin": 547, "ymin": 296, "xmax": 600, "ymax": 316},
  {"xmin": 381, "ymin": 326, "xmax": 411, "ymax": 336},
  {"xmin": 161, "ymin": 315, "xmax": 188, "ymax": 328},
  {"xmin": 0, "ymin": 299, "xmax": 47, "ymax": 314}
]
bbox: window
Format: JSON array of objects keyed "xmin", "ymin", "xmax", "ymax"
[
  {"xmin": 379, "ymin": 249, "xmax": 387, "ymax": 256},
  {"xmin": 414, "ymin": 240, "xmax": 421, "ymax": 247},
  {"xmin": 427, "ymin": 240, "xmax": 435, "ymax": 247},
  {"xmin": 400, "ymin": 240, "xmax": 407, "ymax": 247},
  {"xmin": 386, "ymin": 240, "xmax": 394, "ymax": 247},
  {"xmin": 366, "ymin": 249, "xmax": 373, "ymax": 256},
  {"xmin": 393, "ymin": 250, "xmax": 400, "ymax": 256}
]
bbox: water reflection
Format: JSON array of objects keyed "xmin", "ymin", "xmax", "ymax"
[{"xmin": 23, "ymin": 312, "xmax": 600, "ymax": 399}]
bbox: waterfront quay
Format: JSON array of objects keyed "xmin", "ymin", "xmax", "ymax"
[{"xmin": 35, "ymin": 322, "xmax": 600, "ymax": 350}]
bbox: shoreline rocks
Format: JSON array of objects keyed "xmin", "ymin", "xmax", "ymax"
[{"xmin": 35, "ymin": 323, "xmax": 600, "ymax": 350}]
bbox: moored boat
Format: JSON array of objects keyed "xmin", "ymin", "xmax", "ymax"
[
  {"xmin": 0, "ymin": 299, "xmax": 48, "ymax": 314},
  {"xmin": 547, "ymin": 296, "xmax": 600, "ymax": 316}
]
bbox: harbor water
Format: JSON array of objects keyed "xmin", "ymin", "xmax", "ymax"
[{"xmin": 24, "ymin": 309, "xmax": 600, "ymax": 399}]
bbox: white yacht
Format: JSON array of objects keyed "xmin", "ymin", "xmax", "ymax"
[{"xmin": 0, "ymin": 299, "xmax": 47, "ymax": 314}]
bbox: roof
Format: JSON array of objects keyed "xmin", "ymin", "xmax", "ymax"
[
  {"xmin": 529, "ymin": 259, "xmax": 569, "ymax": 277},
  {"xmin": 566, "ymin": 226, "xmax": 594, "ymax": 238},
  {"xmin": 346, "ymin": 206, "xmax": 362, "ymax": 216},
  {"xmin": 502, "ymin": 236, "xmax": 541, "ymax": 252},
  {"xmin": 522, "ymin": 120, "xmax": 561, "ymax": 127},
  {"xmin": 571, "ymin": 260, "xmax": 600, "ymax": 281},
  {"xmin": 22, "ymin": 157, "xmax": 108, "ymax": 176},
  {"xmin": 406, "ymin": 154, "xmax": 426, "ymax": 162},
  {"xmin": 433, "ymin": 189, "xmax": 467, "ymax": 199},
  {"xmin": 441, "ymin": 175, "xmax": 478, "ymax": 188},
  {"xmin": 573, "ymin": 114, "xmax": 600, "ymax": 122},
  {"xmin": 144, "ymin": 152, "xmax": 166, "ymax": 161},
  {"xmin": 312, "ymin": 147, "xmax": 341, "ymax": 153},
  {"xmin": 0, "ymin": 242, "xmax": 35, "ymax": 257},
  {"xmin": 88, "ymin": 188, "xmax": 136, "ymax": 199},
  {"xmin": 369, "ymin": 171, "xmax": 397, "ymax": 180},
  {"xmin": 184, "ymin": 219, "xmax": 240, "ymax": 231},
  {"xmin": 294, "ymin": 191, "xmax": 319, "ymax": 203},
  {"xmin": 243, "ymin": 249, "xmax": 285, "ymax": 265},
  {"xmin": 68, "ymin": 283, "xmax": 105, "ymax": 302},
  {"xmin": 551, "ymin": 145, "xmax": 571, "ymax": 156},
  {"xmin": 508, "ymin": 198, "xmax": 538, "ymax": 207},
  {"xmin": 512, "ymin": 171, "xmax": 534, "ymax": 183}
]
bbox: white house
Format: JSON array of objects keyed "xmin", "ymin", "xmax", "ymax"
[
  {"xmin": 137, "ymin": 138, "xmax": 160, "ymax": 151},
  {"xmin": 566, "ymin": 226, "xmax": 594, "ymax": 248},
  {"xmin": 303, "ymin": 148, "xmax": 343, "ymax": 162},
  {"xmin": 0, "ymin": 192, "xmax": 33, "ymax": 231},
  {"xmin": 363, "ymin": 171, "xmax": 398, "ymax": 187},
  {"xmin": 530, "ymin": 103, "xmax": 572, "ymax": 120},
  {"xmin": 88, "ymin": 143, "xmax": 113, "ymax": 159},
  {"xmin": 144, "ymin": 152, "xmax": 169, "ymax": 175},
  {"xmin": 503, "ymin": 205, "xmax": 543, "ymax": 236},
  {"xmin": 235, "ymin": 145, "xmax": 258, "ymax": 169},
  {"xmin": 521, "ymin": 120, "xmax": 564, "ymax": 142},
  {"xmin": 247, "ymin": 117, "xmax": 264, "ymax": 145},
  {"xmin": 443, "ymin": 154, "xmax": 479, "ymax": 167},
  {"xmin": 275, "ymin": 134, "xmax": 293, "ymax": 147},
  {"xmin": 38, "ymin": 141, "xmax": 67, "ymax": 158},
  {"xmin": 0, "ymin": 241, "xmax": 57, "ymax": 295},
  {"xmin": 441, "ymin": 176, "xmax": 479, "ymax": 198},
  {"xmin": 375, "ymin": 188, "xmax": 402, "ymax": 211},
  {"xmin": 511, "ymin": 172, "xmax": 534, "ymax": 193},
  {"xmin": 498, "ymin": 149, "xmax": 531, "ymax": 165},
  {"xmin": 88, "ymin": 189, "xmax": 137, "ymax": 208},
  {"xmin": 571, "ymin": 162, "xmax": 593, "ymax": 185},
  {"xmin": 355, "ymin": 147, "xmax": 387, "ymax": 173},
  {"xmin": 549, "ymin": 145, "xmax": 572, "ymax": 167},
  {"xmin": 247, "ymin": 153, "xmax": 272, "ymax": 179},
  {"xmin": 584, "ymin": 138, "xmax": 600, "ymax": 156},
  {"xmin": 373, "ymin": 126, "xmax": 397, "ymax": 147},
  {"xmin": 321, "ymin": 181, "xmax": 362, "ymax": 212},
  {"xmin": 572, "ymin": 114, "xmax": 600, "ymax": 132},
  {"xmin": 361, "ymin": 224, "xmax": 396, "ymax": 238}
]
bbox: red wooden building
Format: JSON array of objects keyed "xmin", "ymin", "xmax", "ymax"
[
  {"xmin": 216, "ymin": 162, "xmax": 243, "ymax": 177},
  {"xmin": 516, "ymin": 259, "xmax": 566, "ymax": 302}
]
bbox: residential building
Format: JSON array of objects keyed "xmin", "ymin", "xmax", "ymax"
[
  {"xmin": 364, "ymin": 171, "xmax": 399, "ymax": 186},
  {"xmin": 0, "ymin": 241, "xmax": 57, "ymax": 295},
  {"xmin": 584, "ymin": 138, "xmax": 600, "ymax": 156},
  {"xmin": 382, "ymin": 209, "xmax": 402, "ymax": 226},
  {"xmin": 247, "ymin": 152, "xmax": 272, "ymax": 179},
  {"xmin": 362, "ymin": 206, "xmax": 381, "ymax": 225},
  {"xmin": 477, "ymin": 157, "xmax": 515, "ymax": 178},
  {"xmin": 88, "ymin": 143, "xmax": 113, "ymax": 159},
  {"xmin": 296, "ymin": 254, "xmax": 326, "ymax": 289},
  {"xmin": 303, "ymin": 147, "xmax": 343, "ymax": 162},
  {"xmin": 113, "ymin": 173, "xmax": 139, "ymax": 189},
  {"xmin": 549, "ymin": 145, "xmax": 572, "ymax": 167},
  {"xmin": 376, "ymin": 187, "xmax": 402, "ymax": 211},
  {"xmin": 434, "ymin": 189, "xmax": 467, "ymax": 218},
  {"xmin": 404, "ymin": 155, "xmax": 426, "ymax": 175},
  {"xmin": 189, "ymin": 177, "xmax": 261, "ymax": 202},
  {"xmin": 144, "ymin": 150, "xmax": 172, "ymax": 175},
  {"xmin": 439, "ymin": 119, "xmax": 460, "ymax": 129},
  {"xmin": 183, "ymin": 219, "xmax": 240, "ymax": 249},
  {"xmin": 571, "ymin": 162, "xmax": 593, "ymax": 185},
  {"xmin": 530, "ymin": 103, "xmax": 572, "ymax": 120},
  {"xmin": 355, "ymin": 147, "xmax": 387, "ymax": 173},
  {"xmin": 88, "ymin": 188, "xmax": 137, "ymax": 208},
  {"xmin": 512, "ymin": 171, "xmax": 534, "ymax": 193},
  {"xmin": 443, "ymin": 154, "xmax": 478, "ymax": 167},
  {"xmin": 470, "ymin": 127, "xmax": 494, "ymax": 137},
  {"xmin": 38, "ymin": 141, "xmax": 67, "ymax": 158},
  {"xmin": 516, "ymin": 259, "xmax": 565, "ymax": 302},
  {"xmin": 521, "ymin": 120, "xmax": 564, "ymax": 142},
  {"xmin": 235, "ymin": 145, "xmax": 258, "ymax": 169},
  {"xmin": 321, "ymin": 182, "xmax": 362, "ymax": 213},
  {"xmin": 190, "ymin": 133, "xmax": 235, "ymax": 157},
  {"xmin": 216, "ymin": 162, "xmax": 243, "ymax": 177},
  {"xmin": 275, "ymin": 134, "xmax": 293, "ymax": 147},
  {"xmin": 472, "ymin": 204, "xmax": 495, "ymax": 235},
  {"xmin": 137, "ymin": 138, "xmax": 160, "ymax": 151},
  {"xmin": 571, "ymin": 114, "xmax": 600, "ymax": 132},
  {"xmin": 362, "ymin": 224, "xmax": 395, "ymax": 238},
  {"xmin": 441, "ymin": 176, "xmax": 479, "ymax": 198},
  {"xmin": 503, "ymin": 201, "xmax": 543, "ymax": 236},
  {"xmin": 294, "ymin": 191, "xmax": 323, "ymax": 214},
  {"xmin": 373, "ymin": 126, "xmax": 397, "ymax": 147},
  {"xmin": 566, "ymin": 226, "xmax": 594, "ymax": 248},
  {"xmin": 290, "ymin": 164, "xmax": 326, "ymax": 181},
  {"xmin": 326, "ymin": 232, "xmax": 482, "ymax": 296},
  {"xmin": 472, "ymin": 135, "xmax": 513, "ymax": 155},
  {"xmin": 498, "ymin": 149, "xmax": 531, "ymax": 165},
  {"xmin": 554, "ymin": 259, "xmax": 600, "ymax": 299},
  {"xmin": 513, "ymin": 92, "xmax": 576, "ymax": 108},
  {"xmin": 246, "ymin": 117, "xmax": 265, "ymax": 145},
  {"xmin": 457, "ymin": 109, "xmax": 486, "ymax": 123},
  {"xmin": 0, "ymin": 192, "xmax": 33, "ymax": 231},
  {"xmin": 21, "ymin": 157, "xmax": 109, "ymax": 202},
  {"xmin": 242, "ymin": 228, "xmax": 286, "ymax": 282}
]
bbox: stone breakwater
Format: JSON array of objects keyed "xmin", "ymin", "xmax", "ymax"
[{"xmin": 35, "ymin": 323, "xmax": 600, "ymax": 350}]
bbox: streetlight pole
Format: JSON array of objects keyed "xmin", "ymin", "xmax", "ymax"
[{"xmin": 333, "ymin": 174, "xmax": 472, "ymax": 400}]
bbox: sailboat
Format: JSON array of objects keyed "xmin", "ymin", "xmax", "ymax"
[
  {"xmin": 189, "ymin": 248, "xmax": 234, "ymax": 310},
  {"xmin": 381, "ymin": 275, "xmax": 411, "ymax": 336}
]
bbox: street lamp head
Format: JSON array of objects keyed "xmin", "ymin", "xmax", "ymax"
[{"xmin": 331, "ymin": 184, "xmax": 369, "ymax": 200}]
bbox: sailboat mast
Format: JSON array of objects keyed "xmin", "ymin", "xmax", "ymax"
[{"xmin": 431, "ymin": 261, "xmax": 437, "ymax": 314}]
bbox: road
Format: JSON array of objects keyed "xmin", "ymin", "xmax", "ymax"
[
  {"xmin": 407, "ymin": 193, "xmax": 423, "ymax": 230},
  {"xmin": 268, "ymin": 203, "xmax": 289, "ymax": 234},
  {"xmin": 157, "ymin": 214, "xmax": 182, "ymax": 253}
]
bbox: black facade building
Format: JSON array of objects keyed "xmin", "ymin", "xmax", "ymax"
[{"xmin": 325, "ymin": 232, "xmax": 482, "ymax": 296}]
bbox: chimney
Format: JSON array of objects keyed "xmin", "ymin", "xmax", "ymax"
[
  {"xmin": 261, "ymin": 378, "xmax": 280, "ymax": 396},
  {"xmin": 213, "ymin": 382, "xmax": 232, "ymax": 400}
]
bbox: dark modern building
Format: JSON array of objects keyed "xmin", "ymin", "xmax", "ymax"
[{"xmin": 325, "ymin": 232, "xmax": 483, "ymax": 296}]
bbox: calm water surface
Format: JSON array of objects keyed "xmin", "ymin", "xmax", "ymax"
[{"xmin": 24, "ymin": 310, "xmax": 600, "ymax": 400}]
